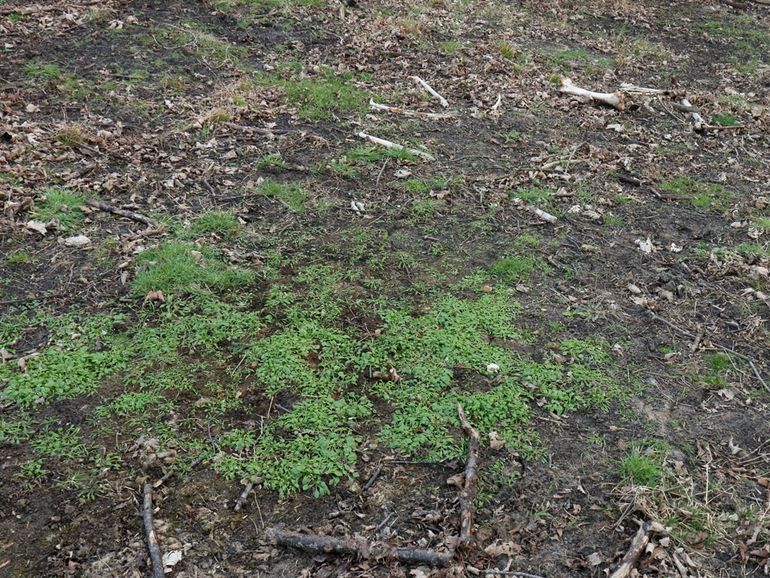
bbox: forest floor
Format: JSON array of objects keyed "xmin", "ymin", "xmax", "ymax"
[{"xmin": 1, "ymin": 0, "xmax": 769, "ymax": 576}]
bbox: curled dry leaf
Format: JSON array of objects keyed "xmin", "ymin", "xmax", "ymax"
[
  {"xmin": 489, "ymin": 431, "xmax": 505, "ymax": 451},
  {"xmin": 62, "ymin": 235, "xmax": 91, "ymax": 248},
  {"xmin": 143, "ymin": 290, "xmax": 166, "ymax": 305}
]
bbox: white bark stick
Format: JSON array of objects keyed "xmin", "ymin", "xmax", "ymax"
[
  {"xmin": 512, "ymin": 197, "xmax": 557, "ymax": 223},
  {"xmin": 368, "ymin": 99, "xmax": 454, "ymax": 120},
  {"xmin": 410, "ymin": 76, "xmax": 449, "ymax": 108},
  {"xmin": 356, "ymin": 131, "xmax": 436, "ymax": 161},
  {"xmin": 560, "ymin": 77, "xmax": 624, "ymax": 110}
]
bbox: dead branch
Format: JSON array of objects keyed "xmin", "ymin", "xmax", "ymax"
[
  {"xmin": 85, "ymin": 199, "xmax": 158, "ymax": 228},
  {"xmin": 481, "ymin": 568, "xmax": 543, "ymax": 578},
  {"xmin": 409, "ymin": 76, "xmax": 449, "ymax": 108},
  {"xmin": 456, "ymin": 404, "xmax": 480, "ymax": 545},
  {"xmin": 369, "ymin": 99, "xmax": 454, "ymax": 120},
  {"xmin": 266, "ymin": 529, "xmax": 453, "ymax": 566},
  {"xmin": 356, "ymin": 131, "xmax": 435, "ymax": 161},
  {"xmin": 142, "ymin": 483, "xmax": 165, "ymax": 578},
  {"xmin": 362, "ymin": 463, "xmax": 383, "ymax": 493},
  {"xmin": 609, "ymin": 521, "xmax": 666, "ymax": 578},
  {"xmin": 152, "ymin": 456, "xmax": 204, "ymax": 489},
  {"xmin": 559, "ymin": 77, "xmax": 624, "ymax": 110},
  {"xmin": 511, "ymin": 197, "xmax": 557, "ymax": 223},
  {"xmin": 234, "ymin": 480, "xmax": 254, "ymax": 511}
]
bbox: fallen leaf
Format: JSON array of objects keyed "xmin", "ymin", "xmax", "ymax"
[
  {"xmin": 143, "ymin": 290, "xmax": 166, "ymax": 305},
  {"xmin": 489, "ymin": 431, "xmax": 505, "ymax": 450},
  {"xmin": 484, "ymin": 541, "xmax": 522, "ymax": 556},
  {"xmin": 26, "ymin": 220, "xmax": 48, "ymax": 235},
  {"xmin": 635, "ymin": 236, "xmax": 654, "ymax": 254},
  {"xmin": 162, "ymin": 550, "xmax": 182, "ymax": 568},
  {"xmin": 62, "ymin": 235, "xmax": 91, "ymax": 247}
]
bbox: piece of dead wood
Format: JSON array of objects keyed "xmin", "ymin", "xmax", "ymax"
[
  {"xmin": 456, "ymin": 403, "xmax": 480, "ymax": 545},
  {"xmin": 152, "ymin": 456, "xmax": 204, "ymax": 489},
  {"xmin": 680, "ymin": 98, "xmax": 706, "ymax": 131},
  {"xmin": 234, "ymin": 480, "xmax": 254, "ymax": 511},
  {"xmin": 142, "ymin": 483, "xmax": 165, "ymax": 578},
  {"xmin": 369, "ymin": 99, "xmax": 454, "ymax": 120},
  {"xmin": 511, "ymin": 197, "xmax": 557, "ymax": 224},
  {"xmin": 409, "ymin": 76, "xmax": 448, "ymax": 108},
  {"xmin": 85, "ymin": 199, "xmax": 158, "ymax": 228},
  {"xmin": 560, "ymin": 77, "xmax": 624, "ymax": 110},
  {"xmin": 609, "ymin": 521, "xmax": 666, "ymax": 578},
  {"xmin": 266, "ymin": 529, "xmax": 453, "ymax": 566},
  {"xmin": 481, "ymin": 568, "xmax": 543, "ymax": 578},
  {"xmin": 356, "ymin": 131, "xmax": 435, "ymax": 161}
]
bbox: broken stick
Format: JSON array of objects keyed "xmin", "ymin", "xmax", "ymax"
[
  {"xmin": 234, "ymin": 479, "xmax": 254, "ymax": 511},
  {"xmin": 457, "ymin": 404, "xmax": 480, "ymax": 545},
  {"xmin": 266, "ymin": 529, "xmax": 453, "ymax": 566},
  {"xmin": 356, "ymin": 131, "xmax": 435, "ymax": 161},
  {"xmin": 680, "ymin": 98, "xmax": 705, "ymax": 131},
  {"xmin": 142, "ymin": 483, "xmax": 165, "ymax": 578},
  {"xmin": 609, "ymin": 521, "xmax": 666, "ymax": 578},
  {"xmin": 85, "ymin": 199, "xmax": 158, "ymax": 228},
  {"xmin": 560, "ymin": 77, "xmax": 624, "ymax": 110},
  {"xmin": 409, "ymin": 76, "xmax": 449, "ymax": 108},
  {"xmin": 369, "ymin": 99, "xmax": 454, "ymax": 120},
  {"xmin": 511, "ymin": 197, "xmax": 557, "ymax": 224}
]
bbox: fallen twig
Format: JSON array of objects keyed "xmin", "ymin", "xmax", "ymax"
[
  {"xmin": 409, "ymin": 76, "xmax": 448, "ymax": 108},
  {"xmin": 511, "ymin": 197, "xmax": 557, "ymax": 224},
  {"xmin": 267, "ymin": 529, "xmax": 453, "ymax": 566},
  {"xmin": 356, "ymin": 131, "xmax": 435, "ymax": 161},
  {"xmin": 142, "ymin": 483, "xmax": 165, "ymax": 578},
  {"xmin": 560, "ymin": 77, "xmax": 624, "ymax": 110},
  {"xmin": 457, "ymin": 403, "xmax": 480, "ymax": 545},
  {"xmin": 362, "ymin": 463, "xmax": 383, "ymax": 493},
  {"xmin": 85, "ymin": 199, "xmax": 158, "ymax": 228},
  {"xmin": 369, "ymin": 99, "xmax": 454, "ymax": 120},
  {"xmin": 609, "ymin": 521, "xmax": 666, "ymax": 578},
  {"xmin": 234, "ymin": 479, "xmax": 254, "ymax": 511},
  {"xmin": 481, "ymin": 569, "xmax": 543, "ymax": 578},
  {"xmin": 152, "ymin": 456, "xmax": 204, "ymax": 489}
]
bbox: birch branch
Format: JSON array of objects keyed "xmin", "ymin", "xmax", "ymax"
[
  {"xmin": 512, "ymin": 197, "xmax": 557, "ymax": 223},
  {"xmin": 356, "ymin": 131, "xmax": 435, "ymax": 161},
  {"xmin": 410, "ymin": 76, "xmax": 449, "ymax": 108},
  {"xmin": 609, "ymin": 521, "xmax": 666, "ymax": 578},
  {"xmin": 560, "ymin": 77, "xmax": 624, "ymax": 110}
]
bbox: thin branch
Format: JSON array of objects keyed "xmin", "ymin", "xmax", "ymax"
[
  {"xmin": 142, "ymin": 483, "xmax": 165, "ymax": 578},
  {"xmin": 234, "ymin": 480, "xmax": 254, "ymax": 511},
  {"xmin": 266, "ymin": 529, "xmax": 453, "ymax": 566},
  {"xmin": 609, "ymin": 521, "xmax": 666, "ymax": 578},
  {"xmin": 457, "ymin": 403, "xmax": 480, "ymax": 545},
  {"xmin": 409, "ymin": 76, "xmax": 448, "ymax": 108},
  {"xmin": 85, "ymin": 199, "xmax": 158, "ymax": 228},
  {"xmin": 356, "ymin": 131, "xmax": 435, "ymax": 161}
]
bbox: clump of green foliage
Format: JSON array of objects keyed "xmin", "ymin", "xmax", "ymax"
[
  {"xmin": 32, "ymin": 189, "xmax": 85, "ymax": 230},
  {"xmin": 660, "ymin": 176, "xmax": 733, "ymax": 209},
  {"xmin": 185, "ymin": 211, "xmax": 241, "ymax": 239},
  {"xmin": 258, "ymin": 180, "xmax": 309, "ymax": 211},
  {"xmin": 132, "ymin": 242, "xmax": 255, "ymax": 296}
]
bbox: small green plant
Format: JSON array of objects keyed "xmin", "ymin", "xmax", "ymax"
[
  {"xmin": 258, "ymin": 180, "xmax": 309, "ymax": 211},
  {"xmin": 619, "ymin": 442, "xmax": 666, "ymax": 487},
  {"xmin": 4, "ymin": 250, "xmax": 35, "ymax": 265},
  {"xmin": 511, "ymin": 187, "xmax": 551, "ymax": 206},
  {"xmin": 185, "ymin": 211, "xmax": 240, "ymax": 238},
  {"xmin": 503, "ymin": 129, "xmax": 524, "ymax": 143},
  {"xmin": 711, "ymin": 113, "xmax": 739, "ymax": 127},
  {"xmin": 257, "ymin": 153, "xmax": 287, "ymax": 170},
  {"xmin": 491, "ymin": 255, "xmax": 540, "ymax": 284},
  {"xmin": 256, "ymin": 68, "xmax": 369, "ymax": 120},
  {"xmin": 132, "ymin": 242, "xmax": 256, "ymax": 296},
  {"xmin": 660, "ymin": 177, "xmax": 733, "ymax": 209},
  {"xmin": 499, "ymin": 41, "xmax": 516, "ymax": 60},
  {"xmin": 18, "ymin": 459, "xmax": 48, "ymax": 484},
  {"xmin": 345, "ymin": 146, "xmax": 419, "ymax": 164},
  {"xmin": 548, "ymin": 48, "xmax": 613, "ymax": 72},
  {"xmin": 439, "ymin": 40, "xmax": 460, "ymax": 55},
  {"xmin": 31, "ymin": 189, "xmax": 85, "ymax": 230},
  {"xmin": 25, "ymin": 62, "xmax": 62, "ymax": 80}
]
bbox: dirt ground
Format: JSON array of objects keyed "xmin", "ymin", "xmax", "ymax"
[{"xmin": 1, "ymin": 0, "xmax": 769, "ymax": 576}]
